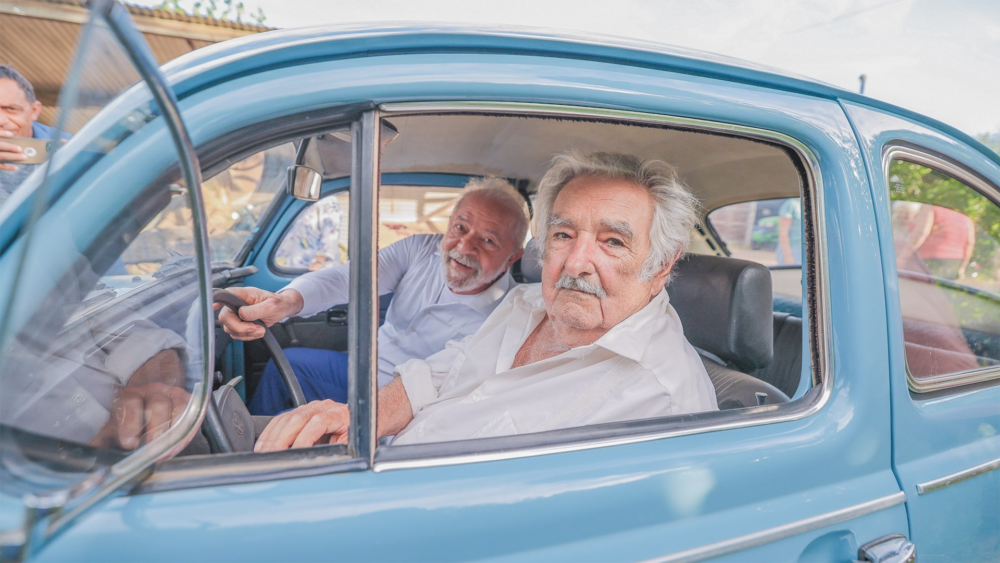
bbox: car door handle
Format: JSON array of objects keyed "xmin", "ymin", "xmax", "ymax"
[
  {"xmin": 857, "ymin": 534, "xmax": 916, "ymax": 563},
  {"xmin": 327, "ymin": 309, "xmax": 348, "ymax": 326}
]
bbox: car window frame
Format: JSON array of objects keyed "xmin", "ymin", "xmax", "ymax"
[
  {"xmin": 134, "ymin": 100, "xmax": 833, "ymax": 493},
  {"xmin": 882, "ymin": 143, "xmax": 1000, "ymax": 394},
  {"xmin": 370, "ymin": 101, "xmax": 834, "ymax": 472},
  {"xmin": 126, "ymin": 106, "xmax": 381, "ymax": 493}
]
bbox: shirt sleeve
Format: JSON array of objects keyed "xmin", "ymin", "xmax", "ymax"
[
  {"xmin": 396, "ymin": 335, "xmax": 471, "ymax": 416},
  {"xmin": 283, "ymin": 235, "xmax": 434, "ymax": 318}
]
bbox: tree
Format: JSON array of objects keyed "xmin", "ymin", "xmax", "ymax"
[
  {"xmin": 976, "ymin": 131, "xmax": 1000, "ymax": 155},
  {"xmin": 154, "ymin": 0, "xmax": 266, "ymax": 26}
]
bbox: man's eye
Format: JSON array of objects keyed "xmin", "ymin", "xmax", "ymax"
[
  {"xmin": 553, "ymin": 232, "xmax": 570, "ymax": 240},
  {"xmin": 607, "ymin": 238, "xmax": 624, "ymax": 247}
]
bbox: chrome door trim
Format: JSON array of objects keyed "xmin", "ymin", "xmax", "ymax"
[
  {"xmin": 882, "ymin": 144, "xmax": 1000, "ymax": 393},
  {"xmin": 374, "ymin": 101, "xmax": 834, "ymax": 472},
  {"xmin": 916, "ymin": 456, "xmax": 1000, "ymax": 495},
  {"xmin": 637, "ymin": 492, "xmax": 907, "ymax": 563}
]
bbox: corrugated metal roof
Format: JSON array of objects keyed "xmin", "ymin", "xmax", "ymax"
[{"xmin": 0, "ymin": 0, "xmax": 268, "ymax": 131}]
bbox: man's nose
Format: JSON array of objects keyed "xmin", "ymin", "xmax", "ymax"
[
  {"xmin": 455, "ymin": 231, "xmax": 478, "ymax": 254},
  {"xmin": 562, "ymin": 236, "xmax": 597, "ymax": 278}
]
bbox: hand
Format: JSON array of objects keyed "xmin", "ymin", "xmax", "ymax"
[
  {"xmin": 0, "ymin": 130, "xmax": 26, "ymax": 172},
  {"xmin": 254, "ymin": 399, "xmax": 350, "ymax": 452},
  {"xmin": 91, "ymin": 349, "xmax": 191, "ymax": 450},
  {"xmin": 215, "ymin": 286, "xmax": 303, "ymax": 341}
]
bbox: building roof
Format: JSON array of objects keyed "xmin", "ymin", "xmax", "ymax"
[{"xmin": 0, "ymin": 0, "xmax": 270, "ymax": 130}]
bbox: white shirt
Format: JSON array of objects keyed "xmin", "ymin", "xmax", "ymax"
[
  {"xmin": 285, "ymin": 234, "xmax": 514, "ymax": 387},
  {"xmin": 393, "ymin": 284, "xmax": 718, "ymax": 445}
]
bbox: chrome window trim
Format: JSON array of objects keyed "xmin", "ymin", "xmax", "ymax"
[
  {"xmin": 637, "ymin": 492, "xmax": 906, "ymax": 563},
  {"xmin": 915, "ymin": 456, "xmax": 1000, "ymax": 495},
  {"xmin": 883, "ymin": 145, "xmax": 1000, "ymax": 393},
  {"xmin": 373, "ymin": 101, "xmax": 834, "ymax": 473}
]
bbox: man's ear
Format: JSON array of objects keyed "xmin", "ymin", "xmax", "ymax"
[
  {"xmin": 30, "ymin": 100, "xmax": 42, "ymax": 121},
  {"xmin": 650, "ymin": 251, "xmax": 682, "ymax": 294}
]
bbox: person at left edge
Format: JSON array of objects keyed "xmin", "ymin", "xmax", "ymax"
[
  {"xmin": 0, "ymin": 64, "xmax": 67, "ymax": 207},
  {"xmin": 218, "ymin": 177, "xmax": 530, "ymax": 415}
]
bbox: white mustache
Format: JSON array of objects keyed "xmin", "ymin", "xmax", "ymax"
[
  {"xmin": 446, "ymin": 248, "xmax": 481, "ymax": 274},
  {"xmin": 556, "ymin": 274, "xmax": 606, "ymax": 299}
]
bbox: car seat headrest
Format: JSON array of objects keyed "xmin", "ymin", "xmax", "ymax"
[
  {"xmin": 666, "ymin": 254, "xmax": 773, "ymax": 372},
  {"xmin": 521, "ymin": 237, "xmax": 544, "ymax": 283}
]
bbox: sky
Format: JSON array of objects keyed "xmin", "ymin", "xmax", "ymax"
[{"xmin": 134, "ymin": 0, "xmax": 999, "ymax": 138}]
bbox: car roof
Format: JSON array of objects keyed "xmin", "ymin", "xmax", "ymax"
[{"xmin": 160, "ymin": 23, "xmax": 998, "ymax": 167}]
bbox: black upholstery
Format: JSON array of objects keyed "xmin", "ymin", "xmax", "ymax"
[
  {"xmin": 520, "ymin": 238, "xmax": 544, "ymax": 284},
  {"xmin": 666, "ymin": 254, "xmax": 774, "ymax": 372},
  {"xmin": 753, "ymin": 313, "xmax": 803, "ymax": 398},
  {"xmin": 701, "ymin": 356, "xmax": 789, "ymax": 409}
]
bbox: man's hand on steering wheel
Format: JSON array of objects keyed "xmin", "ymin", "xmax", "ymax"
[
  {"xmin": 254, "ymin": 399, "xmax": 350, "ymax": 452},
  {"xmin": 215, "ymin": 286, "xmax": 304, "ymax": 340}
]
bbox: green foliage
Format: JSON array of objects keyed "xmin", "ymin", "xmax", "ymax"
[
  {"xmin": 976, "ymin": 131, "xmax": 1000, "ymax": 155},
  {"xmin": 154, "ymin": 0, "xmax": 266, "ymax": 26}
]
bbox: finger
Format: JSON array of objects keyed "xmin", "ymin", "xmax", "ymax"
[
  {"xmin": 268, "ymin": 407, "xmax": 319, "ymax": 451},
  {"xmin": 255, "ymin": 409, "xmax": 297, "ymax": 452},
  {"xmin": 144, "ymin": 391, "xmax": 173, "ymax": 443},
  {"xmin": 218, "ymin": 306, "xmax": 265, "ymax": 340},
  {"xmin": 117, "ymin": 390, "xmax": 145, "ymax": 450},
  {"xmin": 291, "ymin": 410, "xmax": 345, "ymax": 449},
  {"xmin": 0, "ymin": 163, "xmax": 18, "ymax": 172},
  {"xmin": 167, "ymin": 386, "xmax": 193, "ymax": 425},
  {"xmin": 0, "ymin": 130, "xmax": 12, "ymax": 138}
]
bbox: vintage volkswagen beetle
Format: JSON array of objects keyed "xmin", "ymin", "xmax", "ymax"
[{"xmin": 0, "ymin": 2, "xmax": 997, "ymax": 561}]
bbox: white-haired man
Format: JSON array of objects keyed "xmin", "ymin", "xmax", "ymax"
[
  {"xmin": 219, "ymin": 177, "xmax": 529, "ymax": 415},
  {"xmin": 255, "ymin": 152, "xmax": 718, "ymax": 450}
]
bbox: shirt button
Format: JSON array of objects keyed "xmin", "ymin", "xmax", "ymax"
[
  {"xmin": 409, "ymin": 327, "xmax": 416, "ymax": 333},
  {"xmin": 472, "ymin": 394, "xmax": 481, "ymax": 402},
  {"xmin": 417, "ymin": 423, "xmax": 424, "ymax": 433}
]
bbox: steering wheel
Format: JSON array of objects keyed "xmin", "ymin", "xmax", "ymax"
[{"xmin": 204, "ymin": 289, "xmax": 307, "ymax": 453}]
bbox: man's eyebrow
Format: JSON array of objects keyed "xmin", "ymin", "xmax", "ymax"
[
  {"xmin": 547, "ymin": 214, "xmax": 573, "ymax": 228},
  {"xmin": 601, "ymin": 219, "xmax": 634, "ymax": 240}
]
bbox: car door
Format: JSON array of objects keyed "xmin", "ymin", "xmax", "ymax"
[
  {"xmin": 844, "ymin": 101, "xmax": 1000, "ymax": 562},
  {"xmin": 0, "ymin": 2, "xmax": 214, "ymax": 559}
]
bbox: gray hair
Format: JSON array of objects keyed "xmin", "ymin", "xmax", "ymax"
[
  {"xmin": 534, "ymin": 151, "xmax": 700, "ymax": 281},
  {"xmin": 0, "ymin": 65, "xmax": 37, "ymax": 103},
  {"xmin": 454, "ymin": 176, "xmax": 530, "ymax": 250}
]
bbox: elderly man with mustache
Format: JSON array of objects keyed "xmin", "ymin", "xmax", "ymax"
[
  {"xmin": 219, "ymin": 177, "xmax": 529, "ymax": 415},
  {"xmin": 255, "ymin": 151, "xmax": 718, "ymax": 450}
]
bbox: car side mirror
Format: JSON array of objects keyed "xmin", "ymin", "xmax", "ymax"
[{"xmin": 287, "ymin": 165, "xmax": 322, "ymax": 201}]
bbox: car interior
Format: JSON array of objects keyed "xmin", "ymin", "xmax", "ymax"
[{"xmin": 230, "ymin": 110, "xmax": 812, "ymax": 446}]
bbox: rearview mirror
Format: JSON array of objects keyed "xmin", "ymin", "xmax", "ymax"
[{"xmin": 286, "ymin": 165, "xmax": 322, "ymax": 201}]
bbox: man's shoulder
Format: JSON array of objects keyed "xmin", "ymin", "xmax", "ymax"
[
  {"xmin": 393, "ymin": 233, "xmax": 443, "ymax": 253},
  {"xmin": 31, "ymin": 122, "xmax": 68, "ymax": 140}
]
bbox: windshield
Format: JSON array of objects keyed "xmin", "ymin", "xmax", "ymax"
[{"xmin": 114, "ymin": 141, "xmax": 296, "ymax": 288}]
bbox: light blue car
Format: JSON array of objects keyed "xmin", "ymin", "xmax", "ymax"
[{"xmin": 1, "ymin": 2, "xmax": 998, "ymax": 562}]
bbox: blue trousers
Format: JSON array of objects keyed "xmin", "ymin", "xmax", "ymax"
[{"xmin": 248, "ymin": 347, "xmax": 349, "ymax": 415}]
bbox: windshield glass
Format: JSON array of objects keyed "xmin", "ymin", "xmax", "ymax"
[{"xmin": 119, "ymin": 142, "xmax": 295, "ymax": 282}]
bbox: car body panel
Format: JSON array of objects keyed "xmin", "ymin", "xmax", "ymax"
[{"xmin": 844, "ymin": 101, "xmax": 1000, "ymax": 562}]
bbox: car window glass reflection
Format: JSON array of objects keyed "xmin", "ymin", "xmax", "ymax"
[{"xmin": 888, "ymin": 160, "xmax": 1000, "ymax": 379}]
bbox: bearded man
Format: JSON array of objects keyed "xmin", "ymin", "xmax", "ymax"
[
  {"xmin": 254, "ymin": 151, "xmax": 718, "ymax": 450},
  {"xmin": 219, "ymin": 177, "xmax": 529, "ymax": 415}
]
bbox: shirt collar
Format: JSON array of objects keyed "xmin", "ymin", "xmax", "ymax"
[{"xmin": 591, "ymin": 290, "xmax": 669, "ymax": 363}]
